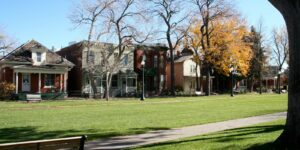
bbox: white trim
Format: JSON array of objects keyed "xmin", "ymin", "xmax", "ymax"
[
  {"xmin": 14, "ymin": 69, "xmax": 67, "ymax": 74},
  {"xmin": 64, "ymin": 72, "xmax": 68, "ymax": 93},
  {"xmin": 15, "ymin": 72, "xmax": 19, "ymax": 94},
  {"xmin": 60, "ymin": 74, "xmax": 63, "ymax": 92}
]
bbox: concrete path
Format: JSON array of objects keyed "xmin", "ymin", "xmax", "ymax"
[{"xmin": 85, "ymin": 112, "xmax": 286, "ymax": 150}]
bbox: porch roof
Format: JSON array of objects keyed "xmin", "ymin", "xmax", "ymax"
[{"xmin": 13, "ymin": 65, "xmax": 69, "ymax": 74}]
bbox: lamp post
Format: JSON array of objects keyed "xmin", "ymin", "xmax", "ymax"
[
  {"xmin": 230, "ymin": 66, "xmax": 236, "ymax": 97},
  {"xmin": 140, "ymin": 56, "xmax": 146, "ymax": 101},
  {"xmin": 277, "ymin": 70, "xmax": 283, "ymax": 94},
  {"xmin": 274, "ymin": 76, "xmax": 278, "ymax": 92}
]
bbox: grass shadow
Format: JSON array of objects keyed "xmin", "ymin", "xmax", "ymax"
[
  {"xmin": 0, "ymin": 126, "xmax": 171, "ymax": 144},
  {"xmin": 130, "ymin": 124, "xmax": 284, "ymax": 149}
]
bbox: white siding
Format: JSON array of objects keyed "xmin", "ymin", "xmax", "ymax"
[
  {"xmin": 32, "ymin": 51, "xmax": 46, "ymax": 66},
  {"xmin": 183, "ymin": 59, "xmax": 200, "ymax": 77}
]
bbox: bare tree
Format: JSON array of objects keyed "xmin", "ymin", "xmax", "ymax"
[
  {"xmin": 148, "ymin": 0, "xmax": 191, "ymax": 96},
  {"xmin": 72, "ymin": 0, "xmax": 150, "ymax": 100},
  {"xmin": 71, "ymin": 0, "xmax": 115, "ymax": 98},
  {"xmin": 272, "ymin": 26, "xmax": 288, "ymax": 94},
  {"xmin": 190, "ymin": 0, "xmax": 232, "ymax": 96},
  {"xmin": 100, "ymin": 0, "xmax": 151, "ymax": 100},
  {"xmin": 0, "ymin": 31, "xmax": 14, "ymax": 55}
]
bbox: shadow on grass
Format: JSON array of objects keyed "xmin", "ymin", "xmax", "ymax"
[
  {"xmin": 131, "ymin": 125, "xmax": 284, "ymax": 150},
  {"xmin": 0, "ymin": 126, "xmax": 171, "ymax": 144}
]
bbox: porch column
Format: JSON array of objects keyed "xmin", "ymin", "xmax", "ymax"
[
  {"xmin": 13, "ymin": 71, "xmax": 15, "ymax": 84},
  {"xmin": 64, "ymin": 72, "xmax": 68, "ymax": 93},
  {"xmin": 15, "ymin": 72, "xmax": 18, "ymax": 94},
  {"xmin": 38, "ymin": 73, "xmax": 41, "ymax": 93},
  {"xmin": 60, "ymin": 74, "xmax": 63, "ymax": 92},
  {"xmin": 125, "ymin": 75, "xmax": 128, "ymax": 94}
]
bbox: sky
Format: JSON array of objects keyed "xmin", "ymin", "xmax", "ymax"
[{"xmin": 0, "ymin": 0, "xmax": 285, "ymax": 50}]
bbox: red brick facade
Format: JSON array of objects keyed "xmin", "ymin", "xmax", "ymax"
[
  {"xmin": 0, "ymin": 70, "xmax": 65, "ymax": 93},
  {"xmin": 134, "ymin": 46, "xmax": 168, "ymax": 94}
]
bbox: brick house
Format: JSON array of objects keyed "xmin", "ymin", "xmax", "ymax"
[
  {"xmin": 165, "ymin": 48, "xmax": 202, "ymax": 95},
  {"xmin": 57, "ymin": 41, "xmax": 138, "ymax": 97},
  {"xmin": 134, "ymin": 44, "xmax": 168, "ymax": 96},
  {"xmin": 0, "ymin": 40, "xmax": 74, "ymax": 100}
]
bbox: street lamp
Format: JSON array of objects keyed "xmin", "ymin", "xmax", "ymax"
[
  {"xmin": 277, "ymin": 70, "xmax": 284, "ymax": 94},
  {"xmin": 274, "ymin": 76, "xmax": 278, "ymax": 91},
  {"xmin": 140, "ymin": 55, "xmax": 146, "ymax": 101},
  {"xmin": 230, "ymin": 67, "xmax": 234, "ymax": 97},
  {"xmin": 230, "ymin": 66, "xmax": 236, "ymax": 97}
]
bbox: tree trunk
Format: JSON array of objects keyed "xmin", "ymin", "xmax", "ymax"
[
  {"xmin": 206, "ymin": 68, "xmax": 211, "ymax": 96},
  {"xmin": 259, "ymin": 71, "xmax": 262, "ymax": 94},
  {"xmin": 277, "ymin": 73, "xmax": 281, "ymax": 94},
  {"xmin": 88, "ymin": 72, "xmax": 97, "ymax": 98},
  {"xmin": 269, "ymin": 0, "xmax": 300, "ymax": 149},
  {"xmin": 105, "ymin": 72, "xmax": 112, "ymax": 101},
  {"xmin": 216, "ymin": 74, "xmax": 219, "ymax": 93},
  {"xmin": 250, "ymin": 77, "xmax": 254, "ymax": 92}
]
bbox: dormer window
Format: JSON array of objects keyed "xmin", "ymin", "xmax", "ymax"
[{"xmin": 36, "ymin": 52, "xmax": 42, "ymax": 62}]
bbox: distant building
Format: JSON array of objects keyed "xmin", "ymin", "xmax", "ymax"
[
  {"xmin": 134, "ymin": 44, "xmax": 168, "ymax": 96},
  {"xmin": 261, "ymin": 65, "xmax": 288, "ymax": 92},
  {"xmin": 0, "ymin": 40, "xmax": 74, "ymax": 100},
  {"xmin": 166, "ymin": 48, "xmax": 201, "ymax": 95}
]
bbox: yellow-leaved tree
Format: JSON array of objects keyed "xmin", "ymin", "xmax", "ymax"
[{"xmin": 188, "ymin": 16, "xmax": 252, "ymax": 78}]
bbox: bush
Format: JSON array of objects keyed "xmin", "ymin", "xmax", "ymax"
[{"xmin": 0, "ymin": 82, "xmax": 16, "ymax": 100}]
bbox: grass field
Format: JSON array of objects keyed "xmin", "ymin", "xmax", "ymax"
[
  {"xmin": 132, "ymin": 119, "xmax": 285, "ymax": 150},
  {"xmin": 0, "ymin": 94, "xmax": 287, "ymax": 143}
]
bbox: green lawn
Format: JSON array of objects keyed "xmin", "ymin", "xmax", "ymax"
[
  {"xmin": 0, "ymin": 94, "xmax": 287, "ymax": 143},
  {"xmin": 132, "ymin": 119, "xmax": 285, "ymax": 150}
]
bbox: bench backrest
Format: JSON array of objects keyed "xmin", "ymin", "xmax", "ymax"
[
  {"xmin": 26, "ymin": 94, "xmax": 41, "ymax": 100},
  {"xmin": 0, "ymin": 135, "xmax": 87, "ymax": 150}
]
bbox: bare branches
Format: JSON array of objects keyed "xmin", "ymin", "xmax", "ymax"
[
  {"xmin": 272, "ymin": 26, "xmax": 289, "ymax": 70},
  {"xmin": 147, "ymin": 0, "xmax": 191, "ymax": 96},
  {"xmin": 0, "ymin": 32, "xmax": 15, "ymax": 55},
  {"xmin": 71, "ymin": 0, "xmax": 152, "ymax": 99}
]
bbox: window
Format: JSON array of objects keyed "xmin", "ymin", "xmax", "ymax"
[
  {"xmin": 89, "ymin": 51, "xmax": 95, "ymax": 63},
  {"xmin": 112, "ymin": 75, "xmax": 118, "ymax": 87},
  {"xmin": 159, "ymin": 56, "xmax": 164, "ymax": 69},
  {"xmin": 190, "ymin": 65, "xmax": 196, "ymax": 73},
  {"xmin": 123, "ymin": 54, "xmax": 129, "ymax": 65},
  {"xmin": 190, "ymin": 81, "xmax": 195, "ymax": 89},
  {"xmin": 127, "ymin": 78, "xmax": 136, "ymax": 87},
  {"xmin": 36, "ymin": 52, "xmax": 42, "ymax": 62},
  {"xmin": 154, "ymin": 55, "xmax": 158, "ymax": 68},
  {"xmin": 45, "ymin": 74, "xmax": 55, "ymax": 87},
  {"xmin": 154, "ymin": 76, "xmax": 157, "ymax": 89}
]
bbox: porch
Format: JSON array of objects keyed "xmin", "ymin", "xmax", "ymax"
[{"xmin": 12, "ymin": 66, "xmax": 69, "ymax": 100}]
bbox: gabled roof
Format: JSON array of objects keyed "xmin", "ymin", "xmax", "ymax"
[
  {"xmin": 0, "ymin": 40, "xmax": 74, "ymax": 67},
  {"xmin": 181, "ymin": 47, "xmax": 194, "ymax": 56},
  {"xmin": 173, "ymin": 47, "xmax": 194, "ymax": 63},
  {"xmin": 262, "ymin": 66, "xmax": 279, "ymax": 78},
  {"xmin": 174, "ymin": 55, "xmax": 193, "ymax": 63}
]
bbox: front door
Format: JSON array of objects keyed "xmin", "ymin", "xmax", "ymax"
[{"xmin": 22, "ymin": 73, "xmax": 31, "ymax": 92}]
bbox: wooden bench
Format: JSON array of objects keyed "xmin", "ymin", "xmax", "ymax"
[
  {"xmin": 26, "ymin": 94, "xmax": 42, "ymax": 102},
  {"xmin": 0, "ymin": 135, "xmax": 87, "ymax": 150}
]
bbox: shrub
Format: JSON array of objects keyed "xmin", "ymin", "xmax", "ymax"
[{"xmin": 0, "ymin": 82, "xmax": 16, "ymax": 100}]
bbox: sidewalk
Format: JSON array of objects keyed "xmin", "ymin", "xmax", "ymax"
[{"xmin": 85, "ymin": 112, "xmax": 286, "ymax": 150}]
